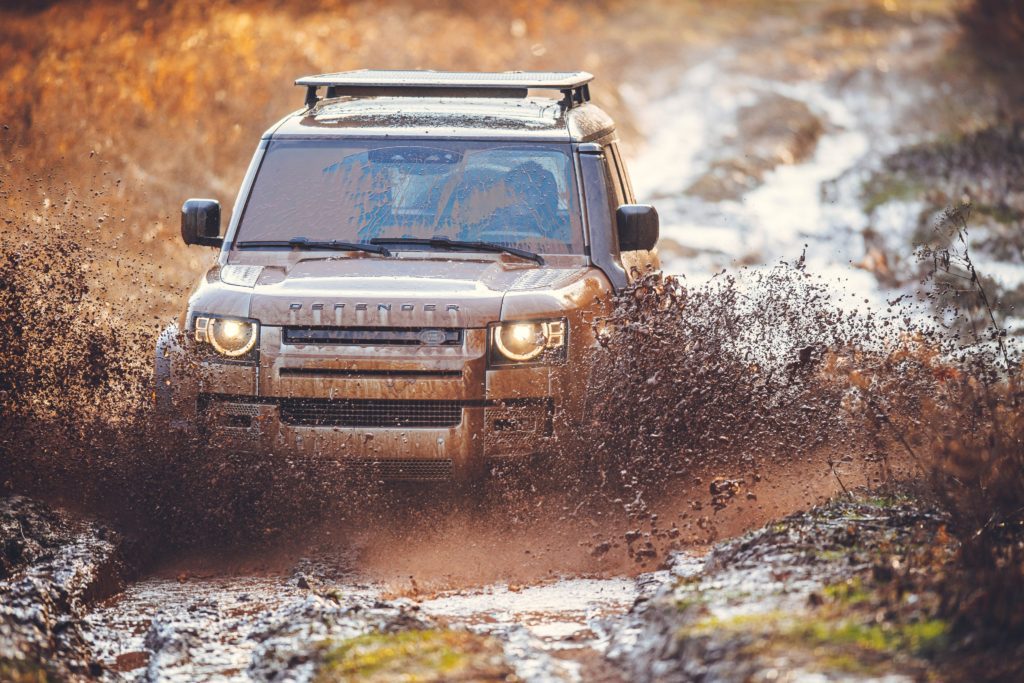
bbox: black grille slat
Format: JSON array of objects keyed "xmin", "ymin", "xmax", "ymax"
[
  {"xmin": 365, "ymin": 460, "xmax": 453, "ymax": 481},
  {"xmin": 279, "ymin": 368, "xmax": 462, "ymax": 379},
  {"xmin": 279, "ymin": 398, "xmax": 463, "ymax": 428},
  {"xmin": 284, "ymin": 327, "xmax": 462, "ymax": 346}
]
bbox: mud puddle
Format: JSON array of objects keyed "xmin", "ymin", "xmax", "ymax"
[
  {"xmin": 79, "ymin": 451, "xmax": 852, "ymax": 682},
  {"xmin": 85, "ymin": 574, "xmax": 344, "ymax": 680},
  {"xmin": 418, "ymin": 577, "xmax": 639, "ymax": 681},
  {"xmin": 81, "ymin": 556, "xmax": 643, "ymax": 681}
]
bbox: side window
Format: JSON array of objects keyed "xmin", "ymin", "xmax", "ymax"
[
  {"xmin": 604, "ymin": 153, "xmax": 627, "ymax": 208},
  {"xmin": 595, "ymin": 156, "xmax": 622, "ymax": 252},
  {"xmin": 607, "ymin": 143, "xmax": 635, "ymax": 204}
]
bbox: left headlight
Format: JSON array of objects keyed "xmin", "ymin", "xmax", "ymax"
[
  {"xmin": 193, "ymin": 314, "xmax": 259, "ymax": 359},
  {"xmin": 489, "ymin": 319, "xmax": 567, "ymax": 366}
]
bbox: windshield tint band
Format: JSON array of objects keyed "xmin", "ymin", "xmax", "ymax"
[{"xmin": 232, "ymin": 139, "xmax": 585, "ymax": 255}]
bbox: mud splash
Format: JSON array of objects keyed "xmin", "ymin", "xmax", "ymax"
[
  {"xmin": 1, "ymin": 151, "xmax": 1020, "ymax": 683},
  {"xmin": 0, "ymin": 218, "xmax": 1010, "ymax": 561}
]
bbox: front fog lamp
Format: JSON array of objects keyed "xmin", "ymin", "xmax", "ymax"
[
  {"xmin": 490, "ymin": 319, "xmax": 567, "ymax": 365},
  {"xmin": 194, "ymin": 315, "xmax": 259, "ymax": 358}
]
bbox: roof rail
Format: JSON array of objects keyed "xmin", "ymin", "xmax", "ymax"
[{"xmin": 295, "ymin": 70, "xmax": 593, "ymax": 110}]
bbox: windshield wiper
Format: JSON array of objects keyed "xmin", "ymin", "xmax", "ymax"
[
  {"xmin": 369, "ymin": 237, "xmax": 544, "ymax": 265},
  {"xmin": 235, "ymin": 237, "xmax": 391, "ymax": 257}
]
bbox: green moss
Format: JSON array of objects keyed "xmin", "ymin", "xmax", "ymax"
[
  {"xmin": 0, "ymin": 659, "xmax": 48, "ymax": 683},
  {"xmin": 815, "ymin": 549, "xmax": 852, "ymax": 562},
  {"xmin": 682, "ymin": 609, "xmax": 791, "ymax": 636},
  {"xmin": 677, "ymin": 603, "xmax": 948, "ymax": 676},
  {"xmin": 860, "ymin": 493, "xmax": 907, "ymax": 509},
  {"xmin": 795, "ymin": 617, "xmax": 949, "ymax": 657},
  {"xmin": 861, "ymin": 173, "xmax": 926, "ymax": 214},
  {"xmin": 823, "ymin": 578, "xmax": 872, "ymax": 606},
  {"xmin": 314, "ymin": 629, "xmax": 511, "ymax": 683},
  {"xmin": 973, "ymin": 201, "xmax": 1024, "ymax": 225}
]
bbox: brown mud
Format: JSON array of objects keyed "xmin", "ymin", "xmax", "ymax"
[{"xmin": 2, "ymin": 0, "xmax": 1023, "ymax": 680}]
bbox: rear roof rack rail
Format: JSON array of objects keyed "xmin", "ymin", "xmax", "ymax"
[{"xmin": 295, "ymin": 70, "xmax": 593, "ymax": 110}]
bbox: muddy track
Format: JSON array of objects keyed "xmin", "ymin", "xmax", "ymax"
[{"xmin": 2, "ymin": 491, "xmax": 958, "ymax": 682}]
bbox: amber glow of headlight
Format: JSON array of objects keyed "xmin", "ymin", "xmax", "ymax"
[
  {"xmin": 195, "ymin": 316, "xmax": 258, "ymax": 357},
  {"xmin": 495, "ymin": 322, "xmax": 546, "ymax": 361},
  {"xmin": 492, "ymin": 320, "xmax": 566, "ymax": 363}
]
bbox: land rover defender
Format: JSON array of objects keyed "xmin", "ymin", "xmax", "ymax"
[{"xmin": 155, "ymin": 70, "xmax": 658, "ymax": 482}]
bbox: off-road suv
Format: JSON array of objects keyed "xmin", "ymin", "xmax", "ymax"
[{"xmin": 156, "ymin": 70, "xmax": 658, "ymax": 482}]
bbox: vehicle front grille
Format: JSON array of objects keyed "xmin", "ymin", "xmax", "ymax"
[
  {"xmin": 212, "ymin": 401, "xmax": 261, "ymax": 417},
  {"xmin": 278, "ymin": 398, "xmax": 463, "ymax": 428},
  {"xmin": 283, "ymin": 327, "xmax": 463, "ymax": 346},
  {"xmin": 200, "ymin": 397, "xmax": 263, "ymax": 430},
  {"xmin": 279, "ymin": 367, "xmax": 462, "ymax": 379},
  {"xmin": 364, "ymin": 459, "xmax": 454, "ymax": 481},
  {"xmin": 484, "ymin": 399, "xmax": 553, "ymax": 456}
]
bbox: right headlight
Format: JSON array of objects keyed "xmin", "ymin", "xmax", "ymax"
[
  {"xmin": 489, "ymin": 319, "xmax": 567, "ymax": 366},
  {"xmin": 193, "ymin": 314, "xmax": 260, "ymax": 359}
]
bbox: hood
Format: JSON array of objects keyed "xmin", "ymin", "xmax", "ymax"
[{"xmin": 240, "ymin": 256, "xmax": 587, "ymax": 328}]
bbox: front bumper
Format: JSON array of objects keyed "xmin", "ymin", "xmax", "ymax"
[{"xmin": 162, "ymin": 326, "xmax": 582, "ymax": 480}]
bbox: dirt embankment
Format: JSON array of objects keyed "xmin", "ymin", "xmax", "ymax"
[
  {"xmin": 609, "ymin": 496, "xmax": 979, "ymax": 681},
  {"xmin": 0, "ymin": 497, "xmax": 129, "ymax": 681}
]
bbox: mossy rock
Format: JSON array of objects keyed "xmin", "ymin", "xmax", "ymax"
[
  {"xmin": 315, "ymin": 629, "xmax": 513, "ymax": 682},
  {"xmin": 795, "ymin": 616, "xmax": 950, "ymax": 659}
]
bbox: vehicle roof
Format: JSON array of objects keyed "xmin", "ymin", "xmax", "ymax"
[
  {"xmin": 267, "ymin": 96, "xmax": 617, "ymax": 142},
  {"xmin": 296, "ymin": 69, "xmax": 594, "ymax": 91}
]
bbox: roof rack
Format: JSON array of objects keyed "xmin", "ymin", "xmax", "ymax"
[{"xmin": 295, "ymin": 70, "xmax": 593, "ymax": 110}]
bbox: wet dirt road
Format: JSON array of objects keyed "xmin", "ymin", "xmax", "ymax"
[
  {"xmin": 78, "ymin": 454, "xmax": 864, "ymax": 681},
  {"xmin": 71, "ymin": 5, "xmax": 972, "ymax": 681},
  {"xmin": 84, "ymin": 559, "xmax": 644, "ymax": 681}
]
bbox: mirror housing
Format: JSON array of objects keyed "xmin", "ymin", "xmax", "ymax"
[
  {"xmin": 616, "ymin": 204, "xmax": 659, "ymax": 252},
  {"xmin": 181, "ymin": 198, "xmax": 223, "ymax": 247}
]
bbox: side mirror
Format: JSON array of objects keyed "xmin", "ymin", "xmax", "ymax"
[
  {"xmin": 616, "ymin": 204, "xmax": 659, "ymax": 251},
  {"xmin": 181, "ymin": 198, "xmax": 223, "ymax": 247}
]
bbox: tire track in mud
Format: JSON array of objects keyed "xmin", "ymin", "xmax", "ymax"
[{"xmin": 72, "ymin": 448, "xmax": 864, "ymax": 682}]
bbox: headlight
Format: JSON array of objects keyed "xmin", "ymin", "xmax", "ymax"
[
  {"xmin": 489, "ymin": 319, "xmax": 567, "ymax": 365},
  {"xmin": 193, "ymin": 314, "xmax": 259, "ymax": 358}
]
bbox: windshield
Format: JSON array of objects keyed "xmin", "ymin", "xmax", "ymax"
[{"xmin": 234, "ymin": 139, "xmax": 584, "ymax": 254}]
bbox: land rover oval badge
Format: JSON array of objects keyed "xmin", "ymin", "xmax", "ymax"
[{"xmin": 418, "ymin": 329, "xmax": 446, "ymax": 346}]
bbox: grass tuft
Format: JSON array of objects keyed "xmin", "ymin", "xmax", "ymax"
[{"xmin": 315, "ymin": 629, "xmax": 512, "ymax": 683}]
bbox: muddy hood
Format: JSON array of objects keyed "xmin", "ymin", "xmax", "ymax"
[{"xmin": 246, "ymin": 257, "xmax": 571, "ymax": 328}]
